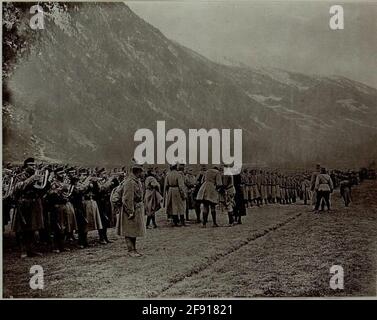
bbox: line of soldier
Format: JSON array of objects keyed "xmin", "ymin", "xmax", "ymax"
[
  {"xmin": 3, "ymin": 158, "xmax": 122, "ymax": 258},
  {"xmin": 239, "ymin": 169, "xmax": 313, "ymax": 207},
  {"xmin": 2, "ymin": 158, "xmax": 362, "ymax": 258}
]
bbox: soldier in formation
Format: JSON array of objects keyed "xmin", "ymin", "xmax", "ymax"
[
  {"xmin": 144, "ymin": 168, "xmax": 163, "ymax": 228},
  {"xmin": 2, "ymin": 158, "xmax": 365, "ymax": 258}
]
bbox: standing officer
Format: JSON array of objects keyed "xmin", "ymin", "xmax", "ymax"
[
  {"xmin": 98, "ymin": 172, "xmax": 119, "ymax": 243},
  {"xmin": 47, "ymin": 167, "xmax": 69, "ymax": 253},
  {"xmin": 164, "ymin": 163, "xmax": 186, "ymax": 226},
  {"xmin": 144, "ymin": 169, "xmax": 163, "ymax": 228},
  {"xmin": 116, "ymin": 162, "xmax": 145, "ymax": 257},
  {"xmin": 192, "ymin": 166, "xmax": 206, "ymax": 223},
  {"xmin": 221, "ymin": 167, "xmax": 236, "ymax": 226},
  {"xmin": 196, "ymin": 165, "xmax": 222, "ymax": 228},
  {"xmin": 12, "ymin": 158, "xmax": 47, "ymax": 258},
  {"xmin": 184, "ymin": 167, "xmax": 197, "ymax": 222},
  {"xmin": 310, "ymin": 164, "xmax": 321, "ymax": 210}
]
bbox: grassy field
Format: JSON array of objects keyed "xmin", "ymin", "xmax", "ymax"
[{"xmin": 3, "ymin": 180, "xmax": 377, "ymax": 298}]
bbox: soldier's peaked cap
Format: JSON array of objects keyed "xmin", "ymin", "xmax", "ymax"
[
  {"xmin": 67, "ymin": 167, "xmax": 76, "ymax": 173},
  {"xmin": 54, "ymin": 166, "xmax": 65, "ymax": 174},
  {"xmin": 23, "ymin": 157, "xmax": 35, "ymax": 168},
  {"xmin": 131, "ymin": 158, "xmax": 143, "ymax": 170}
]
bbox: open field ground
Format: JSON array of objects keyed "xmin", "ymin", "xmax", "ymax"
[{"xmin": 3, "ymin": 180, "xmax": 377, "ymax": 298}]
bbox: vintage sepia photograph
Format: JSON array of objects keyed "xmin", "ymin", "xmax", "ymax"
[{"xmin": 2, "ymin": 1, "xmax": 377, "ymax": 300}]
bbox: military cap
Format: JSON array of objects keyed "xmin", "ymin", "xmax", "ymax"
[
  {"xmin": 67, "ymin": 167, "xmax": 76, "ymax": 174},
  {"xmin": 23, "ymin": 157, "xmax": 35, "ymax": 168},
  {"xmin": 130, "ymin": 158, "xmax": 143, "ymax": 170},
  {"xmin": 54, "ymin": 166, "xmax": 65, "ymax": 175}
]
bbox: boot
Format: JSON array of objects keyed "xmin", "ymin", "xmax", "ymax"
[
  {"xmin": 228, "ymin": 212, "xmax": 234, "ymax": 226},
  {"xmin": 172, "ymin": 215, "xmax": 180, "ymax": 227},
  {"xmin": 180, "ymin": 215, "xmax": 186, "ymax": 226},
  {"xmin": 151, "ymin": 216, "xmax": 158, "ymax": 228},
  {"xmin": 104, "ymin": 228, "xmax": 112, "ymax": 243},
  {"xmin": 131, "ymin": 237, "xmax": 142, "ymax": 257},
  {"xmin": 125, "ymin": 237, "xmax": 134, "ymax": 252},
  {"xmin": 98, "ymin": 229, "xmax": 107, "ymax": 245},
  {"xmin": 202, "ymin": 208, "xmax": 208, "ymax": 227},
  {"xmin": 211, "ymin": 211, "xmax": 219, "ymax": 227},
  {"xmin": 195, "ymin": 209, "xmax": 201, "ymax": 223},
  {"xmin": 146, "ymin": 216, "xmax": 152, "ymax": 229}
]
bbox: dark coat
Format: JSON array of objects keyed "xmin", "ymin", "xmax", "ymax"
[
  {"xmin": 233, "ymin": 174, "xmax": 246, "ymax": 217},
  {"xmin": 98, "ymin": 179, "xmax": 117, "ymax": 228},
  {"xmin": 144, "ymin": 176, "xmax": 163, "ymax": 216},
  {"xmin": 12, "ymin": 172, "xmax": 46, "ymax": 232}
]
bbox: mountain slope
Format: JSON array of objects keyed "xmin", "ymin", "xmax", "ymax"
[{"xmin": 3, "ymin": 2, "xmax": 377, "ymax": 168}]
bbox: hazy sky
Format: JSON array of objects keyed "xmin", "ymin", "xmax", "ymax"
[{"xmin": 128, "ymin": 1, "xmax": 377, "ymax": 88}]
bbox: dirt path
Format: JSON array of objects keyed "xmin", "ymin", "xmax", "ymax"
[{"xmin": 3, "ymin": 180, "xmax": 377, "ymax": 298}]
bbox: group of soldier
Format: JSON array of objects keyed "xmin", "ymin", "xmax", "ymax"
[{"xmin": 2, "ymin": 157, "xmax": 362, "ymax": 258}]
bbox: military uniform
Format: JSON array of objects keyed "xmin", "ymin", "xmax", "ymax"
[
  {"xmin": 110, "ymin": 180, "xmax": 123, "ymax": 224},
  {"xmin": 47, "ymin": 177, "xmax": 70, "ymax": 252},
  {"xmin": 82, "ymin": 180, "xmax": 103, "ymax": 232},
  {"xmin": 12, "ymin": 168, "xmax": 47, "ymax": 257},
  {"xmin": 2, "ymin": 169, "xmax": 15, "ymax": 230},
  {"xmin": 184, "ymin": 171, "xmax": 197, "ymax": 221},
  {"xmin": 144, "ymin": 175, "xmax": 162, "ymax": 228},
  {"xmin": 233, "ymin": 173, "xmax": 246, "ymax": 223},
  {"xmin": 75, "ymin": 177, "xmax": 103, "ymax": 247},
  {"xmin": 222, "ymin": 174, "xmax": 235, "ymax": 225},
  {"xmin": 257, "ymin": 171, "xmax": 267, "ymax": 205},
  {"xmin": 266, "ymin": 173, "xmax": 272, "ymax": 202},
  {"xmin": 240, "ymin": 170, "xmax": 249, "ymax": 207},
  {"xmin": 98, "ymin": 177, "xmax": 118, "ymax": 243},
  {"xmin": 196, "ymin": 167, "xmax": 222, "ymax": 227},
  {"xmin": 70, "ymin": 177, "xmax": 88, "ymax": 248},
  {"xmin": 301, "ymin": 177, "xmax": 311, "ymax": 205},
  {"xmin": 310, "ymin": 168, "xmax": 320, "ymax": 208},
  {"xmin": 164, "ymin": 167, "xmax": 186, "ymax": 226},
  {"xmin": 116, "ymin": 169, "xmax": 145, "ymax": 256},
  {"xmin": 251, "ymin": 171, "xmax": 261, "ymax": 205},
  {"xmin": 280, "ymin": 176, "xmax": 287, "ymax": 204},
  {"xmin": 116, "ymin": 172, "xmax": 145, "ymax": 237},
  {"xmin": 314, "ymin": 171, "xmax": 334, "ymax": 211},
  {"xmin": 246, "ymin": 170, "xmax": 254, "ymax": 207},
  {"xmin": 339, "ymin": 176, "xmax": 352, "ymax": 207},
  {"xmin": 275, "ymin": 174, "xmax": 281, "ymax": 203},
  {"xmin": 271, "ymin": 173, "xmax": 277, "ymax": 203},
  {"xmin": 193, "ymin": 171, "xmax": 204, "ymax": 223}
]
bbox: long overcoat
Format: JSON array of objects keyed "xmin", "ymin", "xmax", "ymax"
[
  {"xmin": 144, "ymin": 176, "xmax": 163, "ymax": 216},
  {"xmin": 12, "ymin": 172, "xmax": 45, "ymax": 233},
  {"xmin": 196, "ymin": 168, "xmax": 222, "ymax": 204},
  {"xmin": 116, "ymin": 173, "xmax": 146, "ymax": 238},
  {"xmin": 164, "ymin": 169, "xmax": 186, "ymax": 217}
]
